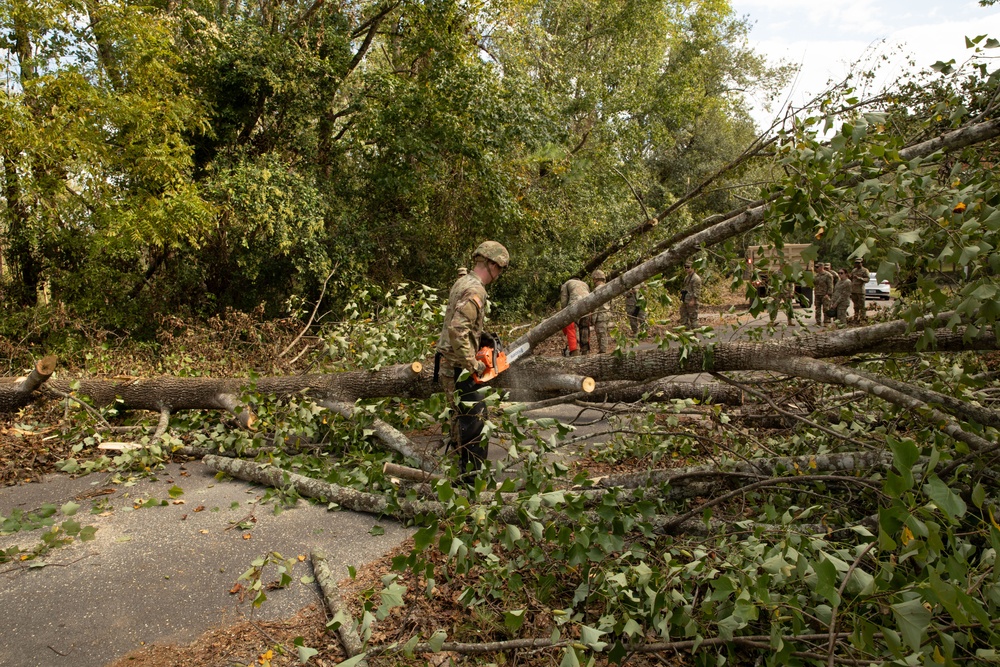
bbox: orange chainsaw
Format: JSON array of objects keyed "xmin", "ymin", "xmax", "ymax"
[{"xmin": 473, "ymin": 332, "xmax": 510, "ymax": 384}]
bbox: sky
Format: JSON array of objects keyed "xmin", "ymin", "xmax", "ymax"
[{"xmin": 730, "ymin": 0, "xmax": 1000, "ymax": 128}]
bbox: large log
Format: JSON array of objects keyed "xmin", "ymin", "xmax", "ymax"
[
  {"xmin": 318, "ymin": 400, "xmax": 439, "ymax": 473},
  {"xmin": 582, "ymin": 379, "xmax": 743, "ymax": 405},
  {"xmin": 0, "ymin": 355, "xmax": 56, "ymax": 411},
  {"xmin": 1, "ymin": 318, "xmax": 995, "ymax": 416}
]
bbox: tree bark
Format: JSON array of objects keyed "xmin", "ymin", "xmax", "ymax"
[
  {"xmin": 318, "ymin": 400, "xmax": 439, "ymax": 473},
  {"xmin": 768, "ymin": 356, "xmax": 995, "ymax": 453},
  {"xmin": 597, "ymin": 451, "xmax": 894, "ymax": 489},
  {"xmin": 1, "ymin": 319, "xmax": 995, "ymax": 416},
  {"xmin": 0, "ymin": 356, "xmax": 57, "ymax": 411},
  {"xmin": 311, "ymin": 550, "xmax": 366, "ymax": 662}
]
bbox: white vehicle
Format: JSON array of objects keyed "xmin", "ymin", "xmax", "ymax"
[{"xmin": 865, "ymin": 272, "xmax": 891, "ymax": 300}]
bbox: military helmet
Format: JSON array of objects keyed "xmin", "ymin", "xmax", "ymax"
[
  {"xmin": 457, "ymin": 267, "xmax": 468, "ymax": 277},
  {"xmin": 854, "ymin": 257, "xmax": 863, "ymax": 263},
  {"xmin": 684, "ymin": 260, "xmax": 693, "ymax": 268},
  {"xmin": 473, "ymin": 241, "xmax": 510, "ymax": 268},
  {"xmin": 591, "ymin": 269, "xmax": 606, "ymax": 281}
]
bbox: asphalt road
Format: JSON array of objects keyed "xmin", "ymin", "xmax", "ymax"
[{"xmin": 0, "ymin": 462, "xmax": 412, "ymax": 667}]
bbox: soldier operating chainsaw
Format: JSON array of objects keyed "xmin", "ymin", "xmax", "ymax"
[{"xmin": 434, "ymin": 240, "xmax": 510, "ymax": 481}]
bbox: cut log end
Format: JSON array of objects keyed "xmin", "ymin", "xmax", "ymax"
[
  {"xmin": 98, "ymin": 442, "xmax": 142, "ymax": 452},
  {"xmin": 410, "ymin": 361, "xmax": 423, "ymax": 374},
  {"xmin": 581, "ymin": 377, "xmax": 596, "ymax": 393},
  {"xmin": 37, "ymin": 355, "xmax": 58, "ymax": 376}
]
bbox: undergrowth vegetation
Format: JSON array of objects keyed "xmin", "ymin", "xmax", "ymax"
[{"xmin": 4, "ymin": 279, "xmax": 997, "ymax": 666}]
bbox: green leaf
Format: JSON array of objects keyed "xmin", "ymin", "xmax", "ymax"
[
  {"xmin": 923, "ymin": 476, "xmax": 967, "ymax": 521},
  {"xmin": 891, "ymin": 598, "xmax": 931, "ymax": 651},
  {"xmin": 377, "ymin": 582, "xmax": 407, "ymax": 620},
  {"xmin": 814, "ymin": 557, "xmax": 841, "ymax": 606},
  {"xmin": 336, "ymin": 654, "xmax": 368, "ymax": 667},
  {"xmin": 973, "ymin": 483, "xmax": 986, "ymax": 508},
  {"xmin": 559, "ymin": 647, "xmax": 581, "ymax": 667},
  {"xmin": 402, "ymin": 635, "xmax": 419, "ymax": 658},
  {"xmin": 413, "ymin": 524, "xmax": 437, "ymax": 551},
  {"xmin": 293, "ymin": 637, "xmax": 318, "ymax": 663},
  {"xmin": 580, "ymin": 625, "xmax": 608, "ymax": 651},
  {"xmin": 369, "ymin": 525, "xmax": 385, "ymax": 536},
  {"xmin": 61, "ymin": 501, "xmax": 81, "ymax": 517},
  {"xmin": 167, "ymin": 485, "xmax": 184, "ymax": 499},
  {"xmin": 958, "ymin": 245, "xmax": 980, "ymax": 266},
  {"xmin": 427, "ymin": 630, "xmax": 447, "ymax": 652},
  {"xmin": 504, "ymin": 609, "xmax": 526, "ymax": 631},
  {"xmin": 888, "ymin": 437, "xmax": 918, "ymax": 490}
]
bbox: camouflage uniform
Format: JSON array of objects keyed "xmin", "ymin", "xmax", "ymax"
[
  {"xmin": 560, "ymin": 278, "xmax": 591, "ymax": 354},
  {"xmin": 679, "ymin": 267, "xmax": 701, "ymax": 328},
  {"xmin": 850, "ymin": 260, "xmax": 868, "ymax": 323},
  {"xmin": 813, "ymin": 265, "xmax": 834, "ymax": 325},
  {"xmin": 590, "ymin": 270, "xmax": 612, "ymax": 353},
  {"xmin": 830, "ymin": 271, "xmax": 852, "ymax": 325},
  {"xmin": 436, "ymin": 241, "xmax": 508, "ymax": 477},
  {"xmin": 625, "ymin": 287, "xmax": 646, "ymax": 335}
]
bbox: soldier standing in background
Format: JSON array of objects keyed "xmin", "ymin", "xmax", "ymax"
[
  {"xmin": 625, "ymin": 287, "xmax": 646, "ymax": 336},
  {"xmin": 435, "ymin": 241, "xmax": 509, "ymax": 479},
  {"xmin": 590, "ymin": 270, "xmax": 612, "ymax": 353},
  {"xmin": 813, "ymin": 262, "xmax": 834, "ymax": 326},
  {"xmin": 560, "ymin": 277, "xmax": 591, "ymax": 355},
  {"xmin": 850, "ymin": 257, "xmax": 869, "ymax": 323},
  {"xmin": 830, "ymin": 268, "xmax": 852, "ymax": 326},
  {"xmin": 679, "ymin": 261, "xmax": 702, "ymax": 328}
]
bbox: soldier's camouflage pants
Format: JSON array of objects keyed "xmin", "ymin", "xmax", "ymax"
[
  {"xmin": 440, "ymin": 371, "xmax": 488, "ymax": 480},
  {"xmin": 627, "ymin": 307, "xmax": 646, "ymax": 335},
  {"xmin": 577, "ymin": 321, "xmax": 591, "ymax": 354},
  {"xmin": 679, "ymin": 299, "xmax": 698, "ymax": 328},
  {"xmin": 592, "ymin": 321, "xmax": 611, "ymax": 354},
  {"xmin": 815, "ymin": 294, "xmax": 829, "ymax": 324},
  {"xmin": 851, "ymin": 293, "xmax": 866, "ymax": 322}
]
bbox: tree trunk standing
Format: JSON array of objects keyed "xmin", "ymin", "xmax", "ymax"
[
  {"xmin": 1, "ymin": 153, "xmax": 39, "ymax": 306},
  {"xmin": 5, "ymin": 14, "xmax": 42, "ymax": 305},
  {"xmin": 83, "ymin": 0, "xmax": 123, "ymax": 90}
]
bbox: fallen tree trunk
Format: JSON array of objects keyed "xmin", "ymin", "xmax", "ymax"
[
  {"xmin": 318, "ymin": 400, "xmax": 439, "ymax": 473},
  {"xmin": 507, "ymin": 379, "xmax": 741, "ymax": 407},
  {"xmin": 598, "ymin": 450, "xmax": 894, "ymax": 489},
  {"xmin": 203, "ymin": 455, "xmax": 450, "ymax": 519},
  {"xmin": 582, "ymin": 378, "xmax": 743, "ymax": 405},
  {"xmin": 0, "ymin": 355, "xmax": 57, "ymax": 411},
  {"xmin": 312, "ymin": 551, "xmax": 366, "ymax": 662},
  {"xmin": 2, "ymin": 318, "xmax": 994, "ymax": 418}
]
